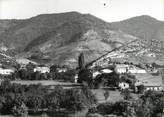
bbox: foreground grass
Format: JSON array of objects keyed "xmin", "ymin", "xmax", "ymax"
[{"xmin": 92, "ymin": 89, "xmax": 123, "ymax": 103}]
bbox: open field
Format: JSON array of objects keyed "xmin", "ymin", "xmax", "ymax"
[
  {"xmin": 135, "ymin": 73, "xmax": 163, "ymax": 86},
  {"xmin": 10, "ymin": 80, "xmax": 140, "ymax": 102},
  {"xmin": 0, "ymin": 110, "xmax": 88, "ymax": 117},
  {"xmin": 10, "ymin": 80, "xmax": 82, "ymax": 89},
  {"xmin": 92, "ymin": 89, "xmax": 123, "ymax": 103},
  {"xmin": 11, "ymin": 80, "xmax": 76, "ymax": 86}
]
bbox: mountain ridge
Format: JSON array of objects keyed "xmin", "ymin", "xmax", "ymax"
[{"xmin": 0, "ymin": 12, "xmax": 163, "ymax": 67}]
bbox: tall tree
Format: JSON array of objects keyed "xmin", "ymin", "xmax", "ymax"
[
  {"xmin": 78, "ymin": 53, "xmax": 85, "ymax": 70},
  {"xmin": 161, "ymin": 69, "xmax": 164, "ymax": 84}
]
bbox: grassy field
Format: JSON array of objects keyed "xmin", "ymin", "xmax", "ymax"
[
  {"xmin": 0, "ymin": 110, "xmax": 88, "ymax": 117},
  {"xmin": 1, "ymin": 80, "xmax": 141, "ymax": 117},
  {"xmin": 92, "ymin": 89, "xmax": 123, "ymax": 103},
  {"xmin": 135, "ymin": 73, "xmax": 163, "ymax": 86},
  {"xmin": 11, "ymin": 80, "xmax": 76, "ymax": 86}
]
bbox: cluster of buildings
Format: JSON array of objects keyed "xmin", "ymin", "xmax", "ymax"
[
  {"xmin": 115, "ymin": 64, "xmax": 147, "ymax": 74},
  {"xmin": 33, "ymin": 66, "xmax": 50, "ymax": 73},
  {"xmin": 90, "ymin": 56, "xmax": 163, "ymax": 92},
  {"xmin": 0, "ymin": 67, "xmax": 15, "ymax": 75},
  {"xmin": 116, "ymin": 64, "xmax": 163, "ymax": 92},
  {"xmin": 0, "ymin": 58, "xmax": 69, "ymax": 76},
  {"xmin": 0, "ymin": 63, "xmax": 15, "ymax": 75},
  {"xmin": 0, "ymin": 51, "xmax": 163, "ymax": 93}
]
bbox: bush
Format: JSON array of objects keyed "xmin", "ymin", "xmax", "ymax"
[
  {"xmin": 78, "ymin": 68, "xmax": 93, "ymax": 88},
  {"xmin": 120, "ymin": 89, "xmax": 131, "ymax": 100},
  {"xmin": 96, "ymin": 103, "xmax": 113, "ymax": 115},
  {"xmin": 12, "ymin": 102, "xmax": 28, "ymax": 117},
  {"xmin": 93, "ymin": 72, "xmax": 120, "ymax": 88},
  {"xmin": 0, "ymin": 80, "xmax": 97, "ymax": 115}
]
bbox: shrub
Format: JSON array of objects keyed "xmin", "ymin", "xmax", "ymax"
[
  {"xmin": 12, "ymin": 102, "xmax": 28, "ymax": 117},
  {"xmin": 96, "ymin": 103, "xmax": 113, "ymax": 115}
]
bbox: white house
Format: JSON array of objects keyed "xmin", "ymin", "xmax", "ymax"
[
  {"xmin": 135, "ymin": 73, "xmax": 163, "ymax": 92},
  {"xmin": 144, "ymin": 85, "xmax": 163, "ymax": 91},
  {"xmin": 92, "ymin": 69, "xmax": 113, "ymax": 78},
  {"xmin": 119, "ymin": 82, "xmax": 129, "ymax": 90},
  {"xmin": 74, "ymin": 74, "xmax": 78, "ymax": 83},
  {"xmin": 128, "ymin": 67, "xmax": 146, "ymax": 74},
  {"xmin": 115, "ymin": 64, "xmax": 129, "ymax": 74},
  {"xmin": 115, "ymin": 64, "xmax": 147, "ymax": 74},
  {"xmin": 0, "ymin": 68, "xmax": 14, "ymax": 75},
  {"xmin": 92, "ymin": 71, "xmax": 101, "ymax": 78},
  {"xmin": 57, "ymin": 68, "xmax": 67, "ymax": 73},
  {"xmin": 101, "ymin": 69, "xmax": 113, "ymax": 74},
  {"xmin": 34, "ymin": 67, "xmax": 50, "ymax": 73}
]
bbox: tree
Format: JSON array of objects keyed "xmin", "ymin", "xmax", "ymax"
[
  {"xmin": 45, "ymin": 86, "xmax": 65, "ymax": 110},
  {"xmin": 78, "ymin": 68, "xmax": 93, "ymax": 87},
  {"xmin": 134, "ymin": 91, "xmax": 164, "ymax": 117},
  {"xmin": 81, "ymin": 86, "xmax": 97, "ymax": 106},
  {"xmin": 0, "ymin": 96, "xmax": 5, "ymax": 114},
  {"xmin": 94, "ymin": 72, "xmax": 120, "ymax": 88},
  {"xmin": 26, "ymin": 62, "xmax": 35, "ymax": 72},
  {"xmin": 50, "ymin": 65, "xmax": 58, "ymax": 73},
  {"xmin": 78, "ymin": 52, "xmax": 85, "ymax": 70},
  {"xmin": 137, "ymin": 85, "xmax": 144, "ymax": 94},
  {"xmin": 0, "ymin": 79, "xmax": 12, "ymax": 94},
  {"xmin": 104, "ymin": 90, "xmax": 110, "ymax": 101},
  {"xmin": 12, "ymin": 102, "xmax": 28, "ymax": 117},
  {"xmin": 121, "ymin": 89, "xmax": 131, "ymax": 100},
  {"xmin": 26, "ymin": 95, "xmax": 43, "ymax": 112},
  {"xmin": 160, "ymin": 68, "xmax": 164, "ymax": 84}
]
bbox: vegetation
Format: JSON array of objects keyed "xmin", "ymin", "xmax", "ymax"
[
  {"xmin": 120, "ymin": 89, "xmax": 131, "ymax": 100},
  {"xmin": 87, "ymin": 90, "xmax": 164, "ymax": 117},
  {"xmin": 1, "ymin": 63, "xmax": 76, "ymax": 82},
  {"xmin": 136, "ymin": 85, "xmax": 145, "ymax": 94},
  {"xmin": 93, "ymin": 72, "xmax": 120, "ymax": 88},
  {"xmin": 78, "ymin": 68, "xmax": 93, "ymax": 87},
  {"xmin": 160, "ymin": 68, "xmax": 164, "ymax": 84},
  {"xmin": 0, "ymin": 80, "xmax": 97, "ymax": 116},
  {"xmin": 78, "ymin": 52, "xmax": 85, "ymax": 70}
]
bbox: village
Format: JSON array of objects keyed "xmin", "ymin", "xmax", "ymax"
[
  {"xmin": 0, "ymin": 33, "xmax": 163, "ymax": 117},
  {"xmin": 0, "ymin": 50, "xmax": 163, "ymax": 117},
  {"xmin": 0, "ymin": 47, "xmax": 163, "ymax": 92}
]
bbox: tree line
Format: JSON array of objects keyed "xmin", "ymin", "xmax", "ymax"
[{"xmin": 0, "ymin": 80, "xmax": 97, "ymax": 116}]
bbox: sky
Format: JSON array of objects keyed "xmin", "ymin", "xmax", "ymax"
[{"xmin": 0, "ymin": 0, "xmax": 164, "ymax": 22}]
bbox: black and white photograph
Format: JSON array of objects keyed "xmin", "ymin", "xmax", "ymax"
[{"xmin": 0, "ymin": 0, "xmax": 164, "ymax": 117}]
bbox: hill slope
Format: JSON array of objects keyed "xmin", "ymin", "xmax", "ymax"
[
  {"xmin": 110, "ymin": 15, "xmax": 164, "ymax": 41},
  {"xmin": 0, "ymin": 12, "xmax": 163, "ymax": 67}
]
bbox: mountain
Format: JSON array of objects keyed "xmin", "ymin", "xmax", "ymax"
[
  {"xmin": 0, "ymin": 20, "xmax": 22, "ymax": 35},
  {"xmin": 0, "ymin": 12, "xmax": 163, "ymax": 68},
  {"xmin": 0, "ymin": 12, "xmax": 109, "ymax": 51},
  {"xmin": 110, "ymin": 15, "xmax": 164, "ymax": 41}
]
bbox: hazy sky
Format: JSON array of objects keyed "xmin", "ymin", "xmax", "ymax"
[{"xmin": 0, "ymin": 0, "xmax": 164, "ymax": 22}]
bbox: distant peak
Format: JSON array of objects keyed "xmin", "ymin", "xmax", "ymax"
[
  {"xmin": 129, "ymin": 15, "xmax": 160, "ymax": 22},
  {"xmin": 30, "ymin": 11, "xmax": 83, "ymax": 19}
]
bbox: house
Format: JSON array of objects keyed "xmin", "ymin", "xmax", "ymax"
[
  {"xmin": 0, "ymin": 68, "xmax": 15, "ymax": 75},
  {"xmin": 34, "ymin": 67, "xmax": 50, "ymax": 73},
  {"xmin": 74, "ymin": 74, "xmax": 78, "ymax": 83},
  {"xmin": 57, "ymin": 68, "xmax": 67, "ymax": 73},
  {"xmin": 115, "ymin": 64, "xmax": 147, "ymax": 74},
  {"xmin": 115, "ymin": 64, "xmax": 129, "ymax": 74},
  {"xmin": 92, "ymin": 69, "xmax": 113, "ymax": 78},
  {"xmin": 92, "ymin": 71, "xmax": 101, "ymax": 78},
  {"xmin": 101, "ymin": 69, "xmax": 113, "ymax": 74},
  {"xmin": 135, "ymin": 73, "xmax": 163, "ymax": 92},
  {"xmin": 119, "ymin": 82, "xmax": 129, "ymax": 90},
  {"xmin": 128, "ymin": 66, "xmax": 146, "ymax": 74},
  {"xmin": 144, "ymin": 85, "xmax": 163, "ymax": 91}
]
